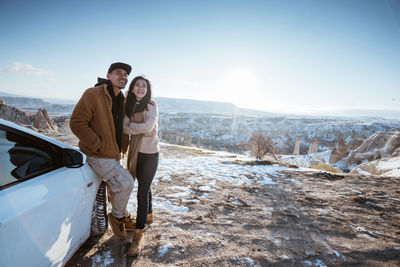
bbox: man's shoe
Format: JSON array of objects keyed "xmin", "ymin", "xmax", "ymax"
[
  {"xmin": 124, "ymin": 213, "xmax": 135, "ymax": 231},
  {"xmin": 127, "ymin": 229, "xmax": 144, "ymax": 256},
  {"xmin": 108, "ymin": 213, "xmax": 128, "ymax": 239}
]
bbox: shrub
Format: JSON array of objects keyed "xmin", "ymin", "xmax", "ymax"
[{"xmin": 249, "ymin": 132, "xmax": 278, "ymax": 160}]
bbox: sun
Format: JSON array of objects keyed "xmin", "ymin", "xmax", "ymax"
[{"xmin": 218, "ymin": 67, "xmax": 262, "ymax": 109}]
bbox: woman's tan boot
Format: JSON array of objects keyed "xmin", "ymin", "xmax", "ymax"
[
  {"xmin": 127, "ymin": 229, "xmax": 144, "ymax": 256},
  {"xmin": 146, "ymin": 212, "xmax": 153, "ymax": 224}
]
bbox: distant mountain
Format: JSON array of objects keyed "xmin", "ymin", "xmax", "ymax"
[
  {"xmin": 0, "ymin": 92, "xmax": 22, "ymax": 97},
  {"xmin": 0, "ymin": 92, "xmax": 76, "ymax": 105},
  {"xmin": 40, "ymin": 97, "xmax": 76, "ymax": 105},
  {"xmin": 0, "ymin": 92, "xmax": 75, "ymax": 115},
  {"xmin": 1, "ymin": 91, "xmax": 399, "ymax": 120},
  {"xmin": 0, "ymin": 92, "xmax": 277, "ymax": 116},
  {"xmin": 331, "ymin": 109, "xmax": 400, "ymax": 120},
  {"xmin": 154, "ymin": 97, "xmax": 278, "ymax": 117},
  {"xmin": 0, "ymin": 95, "xmax": 49, "ymax": 106}
]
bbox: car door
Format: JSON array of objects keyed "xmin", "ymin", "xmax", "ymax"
[{"xmin": 0, "ymin": 126, "xmax": 88, "ymax": 267}]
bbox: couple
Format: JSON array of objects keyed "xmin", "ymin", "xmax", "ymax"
[{"xmin": 69, "ymin": 62, "xmax": 159, "ymax": 257}]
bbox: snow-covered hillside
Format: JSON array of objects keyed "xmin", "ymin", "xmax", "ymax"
[
  {"xmin": 2, "ymin": 94, "xmax": 399, "ymax": 156},
  {"xmin": 158, "ymin": 113, "xmax": 400, "ymax": 154}
]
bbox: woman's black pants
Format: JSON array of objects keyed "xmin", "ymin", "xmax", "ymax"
[{"xmin": 135, "ymin": 152, "xmax": 159, "ymax": 229}]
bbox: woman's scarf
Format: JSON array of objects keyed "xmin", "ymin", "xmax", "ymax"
[{"xmin": 126, "ymin": 109, "xmax": 145, "ymax": 179}]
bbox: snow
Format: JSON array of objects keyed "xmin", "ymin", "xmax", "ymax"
[
  {"xmin": 258, "ymin": 176, "xmax": 276, "ymax": 185},
  {"xmin": 281, "ymin": 150, "xmax": 332, "ymax": 168},
  {"xmin": 154, "ymin": 147, "xmax": 288, "ymax": 187},
  {"xmin": 198, "ymin": 185, "xmax": 211, "ymax": 191},
  {"xmin": 385, "ymin": 168, "xmax": 400, "ymax": 176},
  {"xmin": 157, "ymin": 242, "xmax": 174, "ymax": 257},
  {"xmin": 165, "ymin": 191, "xmax": 191, "ymax": 198},
  {"xmin": 346, "ymin": 187, "xmax": 362, "ymax": 194},
  {"xmin": 169, "ymin": 185, "xmax": 189, "ymax": 191},
  {"xmin": 233, "ymin": 200, "xmax": 242, "ymax": 205},
  {"xmin": 234, "ymin": 256, "xmax": 255, "ymax": 266},
  {"xmin": 354, "ymin": 168, "xmax": 372, "ymax": 175},
  {"xmin": 159, "ymin": 112, "xmax": 400, "ymax": 155},
  {"xmin": 160, "ymin": 175, "xmax": 171, "ymax": 181},
  {"xmin": 315, "ymin": 259, "xmax": 327, "ymax": 267},
  {"xmin": 304, "ymin": 260, "xmax": 313, "ymax": 266},
  {"xmin": 352, "ymin": 157, "xmax": 400, "ymax": 177},
  {"xmin": 377, "ymin": 157, "xmax": 400, "ymax": 172},
  {"xmin": 91, "ymin": 250, "xmax": 114, "ymax": 266},
  {"xmin": 152, "ymin": 200, "xmax": 189, "ymax": 213},
  {"xmin": 123, "ymin": 144, "xmax": 294, "ymax": 217},
  {"xmin": 333, "ymin": 250, "xmax": 346, "ymax": 260}
]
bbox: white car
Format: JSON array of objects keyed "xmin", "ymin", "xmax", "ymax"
[{"xmin": 0, "ymin": 118, "xmax": 108, "ymax": 267}]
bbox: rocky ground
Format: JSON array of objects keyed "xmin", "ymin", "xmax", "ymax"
[{"xmin": 65, "ymin": 143, "xmax": 400, "ymax": 267}]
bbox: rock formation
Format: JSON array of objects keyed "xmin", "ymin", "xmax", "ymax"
[
  {"xmin": 57, "ymin": 118, "xmax": 72, "ymax": 135},
  {"xmin": 346, "ymin": 138, "xmax": 364, "ymax": 151},
  {"xmin": 0, "ymin": 103, "xmax": 33, "ymax": 124},
  {"xmin": 329, "ymin": 138, "xmax": 348, "ymax": 163},
  {"xmin": 350, "ymin": 156, "xmax": 400, "ymax": 176},
  {"xmin": 33, "ymin": 108, "xmax": 57, "ymax": 132},
  {"xmin": 307, "ymin": 137, "xmax": 318, "ymax": 155},
  {"xmin": 346, "ymin": 131, "xmax": 400, "ymax": 167},
  {"xmin": 293, "ymin": 138, "xmax": 301, "ymax": 155}
]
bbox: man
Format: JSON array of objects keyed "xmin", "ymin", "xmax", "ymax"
[{"xmin": 70, "ymin": 62, "xmax": 134, "ymax": 239}]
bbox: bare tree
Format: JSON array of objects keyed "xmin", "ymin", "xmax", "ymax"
[{"xmin": 249, "ymin": 132, "xmax": 278, "ymax": 160}]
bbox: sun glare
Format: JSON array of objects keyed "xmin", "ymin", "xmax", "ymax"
[{"xmin": 218, "ymin": 68, "xmax": 262, "ymax": 109}]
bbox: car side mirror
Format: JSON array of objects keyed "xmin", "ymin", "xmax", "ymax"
[{"xmin": 62, "ymin": 148, "xmax": 83, "ymax": 168}]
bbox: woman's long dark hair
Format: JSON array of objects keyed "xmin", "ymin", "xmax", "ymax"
[{"xmin": 125, "ymin": 76, "xmax": 154, "ymax": 118}]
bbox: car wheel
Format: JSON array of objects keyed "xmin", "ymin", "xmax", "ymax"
[{"xmin": 90, "ymin": 181, "xmax": 108, "ymax": 236}]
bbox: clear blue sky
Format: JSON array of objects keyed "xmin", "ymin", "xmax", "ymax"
[{"xmin": 0, "ymin": 0, "xmax": 399, "ymax": 114}]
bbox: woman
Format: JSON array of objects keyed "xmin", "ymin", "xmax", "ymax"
[{"xmin": 123, "ymin": 76, "xmax": 159, "ymax": 257}]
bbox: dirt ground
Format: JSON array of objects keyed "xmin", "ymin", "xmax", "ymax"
[{"xmin": 65, "ymin": 144, "xmax": 400, "ymax": 267}]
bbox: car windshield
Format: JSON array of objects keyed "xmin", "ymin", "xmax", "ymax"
[{"xmin": 0, "ymin": 129, "xmax": 54, "ymax": 189}]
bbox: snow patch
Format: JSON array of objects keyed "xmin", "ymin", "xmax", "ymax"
[
  {"xmin": 234, "ymin": 256, "xmax": 255, "ymax": 266},
  {"xmin": 304, "ymin": 260, "xmax": 313, "ymax": 266},
  {"xmin": 258, "ymin": 176, "xmax": 275, "ymax": 185},
  {"xmin": 315, "ymin": 259, "xmax": 327, "ymax": 267},
  {"xmin": 334, "ymin": 250, "xmax": 346, "ymax": 260},
  {"xmin": 354, "ymin": 168, "xmax": 371, "ymax": 175},
  {"xmin": 158, "ymin": 242, "xmax": 174, "ymax": 257},
  {"xmin": 160, "ymin": 175, "xmax": 171, "ymax": 181},
  {"xmin": 91, "ymin": 250, "xmax": 114, "ymax": 266},
  {"xmin": 165, "ymin": 191, "xmax": 191, "ymax": 198},
  {"xmin": 198, "ymin": 185, "xmax": 211, "ymax": 191},
  {"xmin": 169, "ymin": 185, "xmax": 190, "ymax": 191},
  {"xmin": 153, "ymin": 200, "xmax": 189, "ymax": 213}
]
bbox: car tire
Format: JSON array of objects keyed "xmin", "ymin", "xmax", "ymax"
[{"xmin": 90, "ymin": 181, "xmax": 108, "ymax": 236}]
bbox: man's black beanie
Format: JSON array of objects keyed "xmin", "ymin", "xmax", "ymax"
[{"xmin": 108, "ymin": 62, "xmax": 132, "ymax": 75}]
